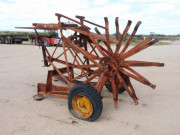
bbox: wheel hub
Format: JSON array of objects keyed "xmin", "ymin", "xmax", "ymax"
[
  {"xmin": 72, "ymin": 94, "xmax": 93, "ymax": 118},
  {"xmin": 100, "ymin": 56, "xmax": 121, "ymax": 76}
]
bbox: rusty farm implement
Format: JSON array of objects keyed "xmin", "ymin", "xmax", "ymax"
[{"xmin": 16, "ymin": 13, "xmax": 164, "ymax": 121}]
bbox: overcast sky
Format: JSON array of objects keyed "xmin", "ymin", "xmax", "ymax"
[{"xmin": 0, "ymin": 0, "xmax": 179, "ymax": 35}]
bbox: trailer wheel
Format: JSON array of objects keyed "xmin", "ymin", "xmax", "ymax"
[
  {"xmin": 35, "ymin": 39, "xmax": 40, "ymax": 46},
  {"xmin": 17, "ymin": 39, "xmax": 22, "ymax": 44},
  {"xmin": 0, "ymin": 37, "xmax": 4, "ymax": 44},
  {"xmin": 105, "ymin": 73, "xmax": 128, "ymax": 94},
  {"xmin": 43, "ymin": 39, "xmax": 49, "ymax": 46},
  {"xmin": 68, "ymin": 83, "xmax": 103, "ymax": 122},
  {"xmin": 4, "ymin": 36, "xmax": 12, "ymax": 44}
]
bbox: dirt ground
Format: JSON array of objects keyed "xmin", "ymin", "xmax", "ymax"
[{"xmin": 0, "ymin": 41, "xmax": 180, "ymax": 135}]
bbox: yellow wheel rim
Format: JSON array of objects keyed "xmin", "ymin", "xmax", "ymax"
[{"xmin": 72, "ymin": 94, "xmax": 93, "ymax": 118}]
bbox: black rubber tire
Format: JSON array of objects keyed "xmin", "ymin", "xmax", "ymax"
[
  {"xmin": 12, "ymin": 40, "xmax": 15, "ymax": 44},
  {"xmin": 4, "ymin": 36, "xmax": 12, "ymax": 44},
  {"xmin": 43, "ymin": 39, "xmax": 49, "ymax": 46},
  {"xmin": 105, "ymin": 73, "xmax": 128, "ymax": 94},
  {"xmin": 0, "ymin": 37, "xmax": 4, "ymax": 44},
  {"xmin": 17, "ymin": 40, "xmax": 22, "ymax": 44},
  {"xmin": 106, "ymin": 84, "xmax": 126, "ymax": 94},
  {"xmin": 4, "ymin": 38, "xmax": 9, "ymax": 44},
  {"xmin": 68, "ymin": 83, "xmax": 103, "ymax": 122},
  {"xmin": 35, "ymin": 39, "xmax": 40, "ymax": 46}
]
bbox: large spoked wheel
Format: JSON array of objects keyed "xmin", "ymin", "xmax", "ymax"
[{"xmin": 68, "ymin": 83, "xmax": 103, "ymax": 122}]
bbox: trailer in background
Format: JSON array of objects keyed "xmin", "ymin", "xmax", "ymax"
[
  {"xmin": 0, "ymin": 31, "xmax": 58, "ymax": 45},
  {"xmin": 0, "ymin": 32, "xmax": 28, "ymax": 44}
]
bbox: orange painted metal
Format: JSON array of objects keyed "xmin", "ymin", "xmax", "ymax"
[{"xmin": 17, "ymin": 13, "xmax": 164, "ymax": 112}]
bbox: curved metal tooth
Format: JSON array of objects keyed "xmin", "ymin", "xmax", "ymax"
[
  {"xmin": 135, "ymin": 38, "xmax": 159, "ymax": 54},
  {"xmin": 120, "ymin": 67, "xmax": 156, "ymax": 89},
  {"xmin": 115, "ymin": 17, "xmax": 120, "ymax": 41},
  {"xmin": 122, "ymin": 60, "xmax": 164, "ymax": 67},
  {"xmin": 120, "ymin": 21, "xmax": 142, "ymax": 55},
  {"xmin": 95, "ymin": 27, "xmax": 101, "ymax": 34},
  {"xmin": 104, "ymin": 17, "xmax": 113, "ymax": 55},
  {"xmin": 94, "ymin": 27, "xmax": 110, "ymax": 55},
  {"xmin": 111, "ymin": 76, "xmax": 118, "ymax": 108},
  {"xmin": 123, "ymin": 38, "xmax": 159, "ymax": 59},
  {"xmin": 115, "ymin": 20, "xmax": 132, "ymax": 56},
  {"xmin": 116, "ymin": 71, "xmax": 138, "ymax": 105},
  {"xmin": 94, "ymin": 27, "xmax": 101, "ymax": 43},
  {"xmin": 121, "ymin": 37, "xmax": 152, "ymax": 59},
  {"xmin": 126, "ymin": 77, "xmax": 138, "ymax": 100}
]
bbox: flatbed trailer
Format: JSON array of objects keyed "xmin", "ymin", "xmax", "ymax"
[{"xmin": 0, "ymin": 31, "xmax": 58, "ymax": 45}]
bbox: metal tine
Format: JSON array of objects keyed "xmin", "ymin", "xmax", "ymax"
[
  {"xmin": 100, "ymin": 46, "xmax": 109, "ymax": 55},
  {"xmin": 114, "ymin": 20, "xmax": 132, "ymax": 56},
  {"xmin": 95, "ymin": 27, "xmax": 106, "ymax": 45},
  {"xmin": 122, "ymin": 60, "xmax": 164, "ymax": 67},
  {"xmin": 122, "ymin": 38, "xmax": 159, "ymax": 59},
  {"xmin": 94, "ymin": 27, "xmax": 109, "ymax": 55},
  {"xmin": 104, "ymin": 17, "xmax": 113, "ymax": 55},
  {"xmin": 120, "ymin": 21, "xmax": 142, "ymax": 55},
  {"xmin": 121, "ymin": 37, "xmax": 152, "ymax": 59},
  {"xmin": 122, "ymin": 67, "xmax": 156, "ymax": 89},
  {"xmin": 94, "ymin": 27, "xmax": 101, "ymax": 44},
  {"xmin": 115, "ymin": 17, "xmax": 120, "ymax": 41},
  {"xmin": 138, "ymin": 38, "xmax": 159, "ymax": 52},
  {"xmin": 111, "ymin": 76, "xmax": 118, "ymax": 108},
  {"xmin": 126, "ymin": 77, "xmax": 138, "ymax": 100},
  {"xmin": 95, "ymin": 27, "xmax": 101, "ymax": 34},
  {"xmin": 116, "ymin": 72, "xmax": 138, "ymax": 105}
]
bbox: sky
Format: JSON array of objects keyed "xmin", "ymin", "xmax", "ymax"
[{"xmin": 0, "ymin": 0, "xmax": 179, "ymax": 35}]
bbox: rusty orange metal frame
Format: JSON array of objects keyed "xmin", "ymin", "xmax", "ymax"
[{"xmin": 17, "ymin": 13, "xmax": 164, "ymax": 110}]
